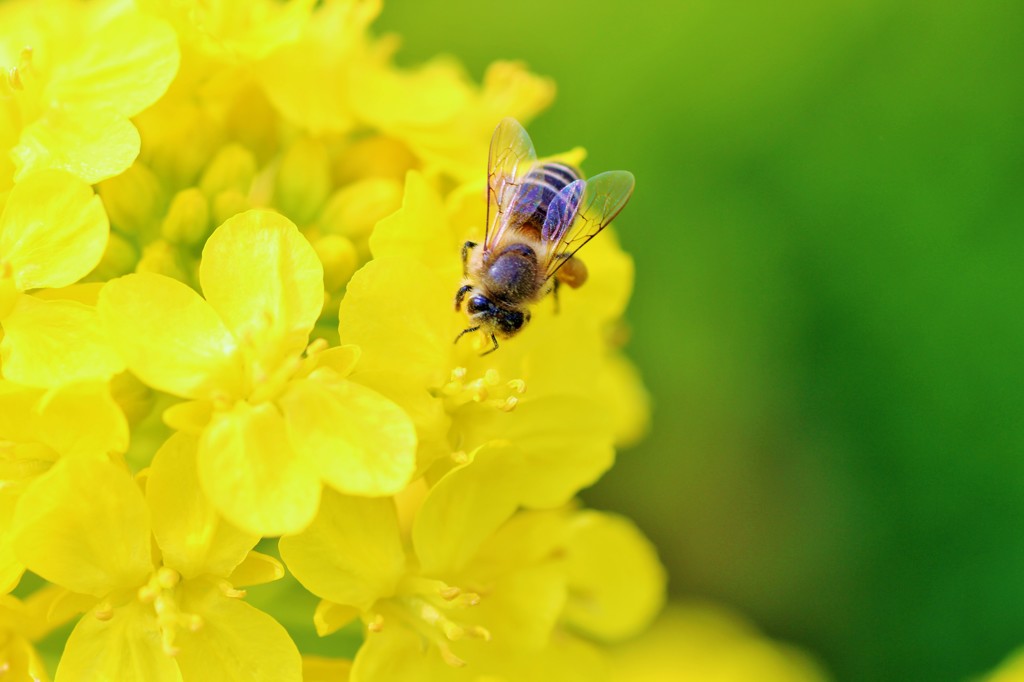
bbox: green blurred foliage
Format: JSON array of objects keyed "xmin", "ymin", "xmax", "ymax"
[{"xmin": 380, "ymin": 2, "xmax": 1024, "ymax": 681}]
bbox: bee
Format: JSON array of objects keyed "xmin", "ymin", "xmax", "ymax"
[{"xmin": 454, "ymin": 118, "xmax": 635, "ymax": 354}]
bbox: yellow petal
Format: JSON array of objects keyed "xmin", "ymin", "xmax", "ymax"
[
  {"xmin": 279, "ymin": 490, "xmax": 405, "ymax": 612},
  {"xmin": 13, "ymin": 107, "xmax": 141, "ymax": 185},
  {"xmin": 55, "ymin": 600, "xmax": 183, "ymax": 682},
  {"xmin": 369, "ymin": 171, "xmax": 459, "ymax": 275},
  {"xmin": 256, "ymin": 0, "xmax": 378, "ymax": 135},
  {"xmin": 199, "ymin": 210, "xmax": 323, "ymax": 355},
  {"xmin": 0, "ymin": 379, "xmax": 126, "ymax": 459},
  {"xmin": 352, "ymin": 59, "xmax": 555, "ymax": 181},
  {"xmin": 561, "ymin": 511, "xmax": 666, "ymax": 642},
  {"xmin": 162, "ymin": 399, "xmax": 214, "ymax": 435},
  {"xmin": 46, "ymin": 10, "xmax": 179, "ymax": 118},
  {"xmin": 457, "ymin": 397, "xmax": 615, "ymax": 509},
  {"xmin": 310, "ymin": 344, "xmax": 361, "ymax": 378},
  {"xmin": 37, "ymin": 381, "xmax": 130, "ymax": 456},
  {"xmin": 464, "ymin": 562, "xmax": 566, "ymax": 654},
  {"xmin": 198, "ymin": 401, "xmax": 321, "ymax": 536},
  {"xmin": 338, "ymin": 257, "xmax": 454, "ymax": 389},
  {"xmin": 350, "ymin": 626, "xmax": 437, "ymax": 682},
  {"xmin": 227, "ymin": 551, "xmax": 285, "ymax": 588},
  {"xmin": 12, "ymin": 456, "xmax": 152, "ymax": 597},
  {"xmin": 98, "ymin": 273, "xmax": 245, "ymax": 399},
  {"xmin": 609, "ymin": 604, "xmax": 830, "ymax": 682},
  {"xmin": 412, "ymin": 444, "xmax": 521, "ymax": 576},
  {"xmin": 142, "ymin": 0, "xmax": 315, "ymax": 62},
  {"xmin": 147, "ymin": 433, "xmax": 259, "ymax": 579},
  {"xmin": 173, "ymin": 580, "xmax": 302, "ymax": 682},
  {"xmin": 0, "ymin": 170, "xmax": 108, "ymax": 290},
  {"xmin": 280, "ymin": 376, "xmax": 415, "ymax": 497},
  {"xmin": 313, "ymin": 600, "xmax": 359, "ymax": 637},
  {"xmin": 0, "ymin": 629, "xmax": 50, "ymax": 682},
  {"xmin": 1, "ymin": 296, "xmax": 124, "ymax": 388},
  {"xmin": 349, "ymin": 369, "xmax": 451, "ymax": 473},
  {"xmin": 0, "ymin": 490, "xmax": 24, "ymax": 594}
]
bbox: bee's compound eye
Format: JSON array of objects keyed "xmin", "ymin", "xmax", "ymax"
[{"xmin": 467, "ymin": 295, "xmax": 491, "ymax": 315}]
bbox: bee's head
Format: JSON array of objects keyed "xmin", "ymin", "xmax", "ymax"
[{"xmin": 467, "ymin": 295, "xmax": 529, "ymax": 337}]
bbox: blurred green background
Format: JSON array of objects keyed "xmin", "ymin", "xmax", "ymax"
[{"xmin": 379, "ymin": 2, "xmax": 1024, "ymax": 681}]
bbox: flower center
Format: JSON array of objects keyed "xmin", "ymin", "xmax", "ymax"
[
  {"xmin": 133, "ymin": 567, "xmax": 202, "ymax": 656},
  {"xmin": 368, "ymin": 577, "xmax": 492, "ymax": 667},
  {"xmin": 1, "ymin": 46, "xmax": 34, "ymax": 96},
  {"xmin": 435, "ymin": 367, "xmax": 526, "ymax": 414},
  {"xmin": 241, "ymin": 326, "xmax": 327, "ymax": 405}
]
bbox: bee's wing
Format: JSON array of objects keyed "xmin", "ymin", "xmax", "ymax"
[
  {"xmin": 485, "ymin": 118, "xmax": 539, "ymax": 250},
  {"xmin": 541, "ymin": 170, "xmax": 635, "ymax": 280}
]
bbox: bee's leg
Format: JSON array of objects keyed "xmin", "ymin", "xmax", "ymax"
[
  {"xmin": 461, "ymin": 241, "xmax": 477, "ymax": 275},
  {"xmin": 481, "ymin": 333, "xmax": 500, "ymax": 356},
  {"xmin": 455, "ymin": 284, "xmax": 472, "ymax": 311},
  {"xmin": 551, "ymin": 277, "xmax": 561, "ymax": 314},
  {"xmin": 454, "ymin": 325, "xmax": 480, "ymax": 345}
]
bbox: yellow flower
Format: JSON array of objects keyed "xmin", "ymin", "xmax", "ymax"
[
  {"xmin": 0, "ymin": 379, "xmax": 128, "ymax": 593},
  {"xmin": 0, "ymin": 586, "xmax": 69, "ymax": 681},
  {"xmin": 10, "ymin": 437, "xmax": 301, "ymax": 682},
  {"xmin": 338, "ymin": 171, "xmax": 647, "ymax": 531},
  {"xmin": 0, "ymin": 0, "xmax": 179, "ymax": 190},
  {"xmin": 280, "ymin": 488, "xmax": 664, "ymax": 680},
  {"xmin": 609, "ymin": 603, "xmax": 830, "ymax": 682},
  {"xmin": 352, "ymin": 60, "xmax": 556, "ymax": 181},
  {"xmin": 0, "ymin": 170, "xmax": 124, "ymax": 386},
  {"xmin": 1, "ymin": 0, "xmax": 670, "ymax": 677},
  {"xmin": 98, "ymin": 209, "xmax": 417, "ymax": 535}
]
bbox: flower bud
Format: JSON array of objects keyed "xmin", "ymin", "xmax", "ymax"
[
  {"xmin": 199, "ymin": 144, "xmax": 257, "ymax": 199},
  {"xmin": 313, "ymin": 234, "xmax": 358, "ymax": 292},
  {"xmin": 275, "ymin": 137, "xmax": 331, "ymax": 225},
  {"xmin": 161, "ymin": 188, "xmax": 210, "ymax": 246},
  {"xmin": 97, "ymin": 162, "xmax": 165, "ymax": 236}
]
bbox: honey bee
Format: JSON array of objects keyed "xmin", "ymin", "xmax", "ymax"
[{"xmin": 455, "ymin": 118, "xmax": 635, "ymax": 354}]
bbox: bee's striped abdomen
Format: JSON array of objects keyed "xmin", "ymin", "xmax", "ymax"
[{"xmin": 516, "ymin": 162, "xmax": 582, "ymax": 231}]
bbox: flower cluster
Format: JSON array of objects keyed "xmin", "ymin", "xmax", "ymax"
[{"xmin": 1, "ymin": 0, "xmax": 666, "ymax": 680}]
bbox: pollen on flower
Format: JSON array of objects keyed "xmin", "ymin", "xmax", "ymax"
[
  {"xmin": 93, "ymin": 601, "xmax": 114, "ymax": 622},
  {"xmin": 368, "ymin": 578, "xmax": 492, "ymax": 668},
  {"xmin": 435, "ymin": 367, "xmax": 527, "ymax": 413},
  {"xmin": 3, "ymin": 47, "xmax": 33, "ymax": 93},
  {"xmin": 136, "ymin": 567, "xmax": 203, "ymax": 657}
]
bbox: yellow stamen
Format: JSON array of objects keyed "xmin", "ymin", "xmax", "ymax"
[
  {"xmin": 434, "ymin": 367, "xmax": 527, "ymax": 413},
  {"xmin": 381, "ymin": 578, "xmax": 490, "ymax": 667}
]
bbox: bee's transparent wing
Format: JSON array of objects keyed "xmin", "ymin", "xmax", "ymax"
[
  {"xmin": 541, "ymin": 170, "xmax": 635, "ymax": 280},
  {"xmin": 486, "ymin": 118, "xmax": 539, "ymax": 250}
]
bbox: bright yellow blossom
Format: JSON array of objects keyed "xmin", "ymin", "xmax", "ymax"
[
  {"xmin": 0, "ymin": 170, "xmax": 123, "ymax": 386},
  {"xmin": 10, "ymin": 437, "xmax": 301, "ymax": 682},
  {"xmin": 98, "ymin": 209, "xmax": 416, "ymax": 535},
  {"xmin": 0, "ymin": 0, "xmax": 682, "ymax": 679},
  {"xmin": 0, "ymin": 586, "xmax": 72, "ymax": 681},
  {"xmin": 0, "ymin": 0, "xmax": 178, "ymax": 190},
  {"xmin": 280, "ymin": 488, "xmax": 663, "ymax": 680},
  {"xmin": 338, "ymin": 172, "xmax": 646, "ymax": 525},
  {"xmin": 0, "ymin": 379, "xmax": 128, "ymax": 593},
  {"xmin": 609, "ymin": 603, "xmax": 830, "ymax": 682}
]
